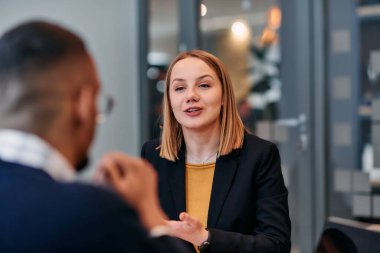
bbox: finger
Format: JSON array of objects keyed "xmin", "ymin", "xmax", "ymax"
[
  {"xmin": 104, "ymin": 161, "xmax": 124, "ymax": 189},
  {"xmin": 112, "ymin": 153, "xmax": 155, "ymax": 176},
  {"xmin": 179, "ymin": 212, "xmax": 187, "ymax": 221},
  {"xmin": 93, "ymin": 166, "xmax": 102, "ymax": 182},
  {"xmin": 114, "ymin": 156, "xmax": 157, "ymax": 189},
  {"xmin": 101, "ymin": 153, "xmax": 133, "ymax": 180},
  {"xmin": 180, "ymin": 212, "xmax": 196, "ymax": 222},
  {"xmin": 116, "ymin": 163, "xmax": 126, "ymax": 177},
  {"xmin": 94, "ymin": 156, "xmax": 118, "ymax": 185},
  {"xmin": 167, "ymin": 220, "xmax": 192, "ymax": 234},
  {"xmin": 167, "ymin": 220, "xmax": 182, "ymax": 229},
  {"xmin": 93, "ymin": 169, "xmax": 105, "ymax": 185},
  {"xmin": 179, "ymin": 212, "xmax": 201, "ymax": 228}
]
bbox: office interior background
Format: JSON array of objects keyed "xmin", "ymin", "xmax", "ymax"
[{"xmin": 1, "ymin": 0, "xmax": 380, "ymax": 252}]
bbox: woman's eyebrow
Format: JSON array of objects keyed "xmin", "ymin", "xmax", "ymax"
[
  {"xmin": 171, "ymin": 74, "xmax": 214, "ymax": 83},
  {"xmin": 197, "ymin": 74, "xmax": 214, "ymax": 80},
  {"xmin": 171, "ymin": 78, "xmax": 185, "ymax": 83}
]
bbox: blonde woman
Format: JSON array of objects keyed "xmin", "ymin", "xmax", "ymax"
[{"xmin": 141, "ymin": 50, "xmax": 291, "ymax": 253}]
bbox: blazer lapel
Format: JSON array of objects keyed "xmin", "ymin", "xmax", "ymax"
[
  {"xmin": 207, "ymin": 150, "xmax": 241, "ymax": 228},
  {"xmin": 167, "ymin": 150, "xmax": 186, "ymax": 219}
]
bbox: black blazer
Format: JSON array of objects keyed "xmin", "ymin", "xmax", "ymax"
[
  {"xmin": 0, "ymin": 160, "xmax": 190, "ymax": 253},
  {"xmin": 141, "ymin": 133, "xmax": 291, "ymax": 253}
]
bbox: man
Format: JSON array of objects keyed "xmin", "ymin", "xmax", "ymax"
[{"xmin": 0, "ymin": 21, "xmax": 184, "ymax": 253}]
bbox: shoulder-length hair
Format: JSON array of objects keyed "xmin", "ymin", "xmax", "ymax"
[{"xmin": 160, "ymin": 50, "xmax": 245, "ymax": 161}]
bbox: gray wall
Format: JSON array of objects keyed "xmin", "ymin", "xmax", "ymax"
[{"xmin": 0, "ymin": 0, "xmax": 141, "ymax": 174}]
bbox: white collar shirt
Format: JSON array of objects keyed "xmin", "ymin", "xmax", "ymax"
[{"xmin": 0, "ymin": 129, "xmax": 76, "ymax": 182}]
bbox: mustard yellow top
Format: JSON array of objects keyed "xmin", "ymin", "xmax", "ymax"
[{"xmin": 185, "ymin": 162, "xmax": 216, "ymax": 229}]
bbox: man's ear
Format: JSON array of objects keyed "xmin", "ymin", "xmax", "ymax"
[{"xmin": 74, "ymin": 85, "xmax": 95, "ymax": 126}]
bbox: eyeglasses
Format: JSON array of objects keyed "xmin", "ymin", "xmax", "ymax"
[{"xmin": 96, "ymin": 92, "xmax": 115, "ymax": 124}]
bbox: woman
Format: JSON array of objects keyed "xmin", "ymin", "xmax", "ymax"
[{"xmin": 141, "ymin": 50, "xmax": 291, "ymax": 253}]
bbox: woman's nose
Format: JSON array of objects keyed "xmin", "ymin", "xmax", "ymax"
[{"xmin": 186, "ymin": 88, "xmax": 200, "ymax": 103}]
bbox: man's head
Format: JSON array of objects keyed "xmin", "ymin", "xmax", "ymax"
[{"xmin": 0, "ymin": 21, "xmax": 101, "ymax": 170}]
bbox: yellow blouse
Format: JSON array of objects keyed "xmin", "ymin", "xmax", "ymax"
[{"xmin": 185, "ymin": 162, "xmax": 216, "ymax": 229}]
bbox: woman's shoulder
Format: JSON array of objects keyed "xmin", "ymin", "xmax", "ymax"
[
  {"xmin": 141, "ymin": 138, "xmax": 161, "ymax": 158},
  {"xmin": 243, "ymin": 132, "xmax": 278, "ymax": 152},
  {"xmin": 142, "ymin": 138, "xmax": 160, "ymax": 150}
]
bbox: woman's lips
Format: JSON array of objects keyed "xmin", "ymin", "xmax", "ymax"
[{"xmin": 184, "ymin": 107, "xmax": 202, "ymax": 116}]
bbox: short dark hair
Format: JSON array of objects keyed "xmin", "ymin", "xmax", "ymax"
[
  {"xmin": 0, "ymin": 20, "xmax": 86, "ymax": 80},
  {"xmin": 0, "ymin": 20, "xmax": 88, "ymax": 130}
]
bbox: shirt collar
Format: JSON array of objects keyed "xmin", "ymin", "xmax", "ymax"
[{"xmin": 0, "ymin": 129, "xmax": 76, "ymax": 182}]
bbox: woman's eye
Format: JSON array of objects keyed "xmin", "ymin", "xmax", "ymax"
[
  {"xmin": 174, "ymin": 86, "xmax": 185, "ymax": 92},
  {"xmin": 199, "ymin": 83, "xmax": 210, "ymax": 88}
]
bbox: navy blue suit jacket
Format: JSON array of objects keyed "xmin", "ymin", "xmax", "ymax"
[
  {"xmin": 141, "ymin": 133, "xmax": 291, "ymax": 253},
  {"xmin": 0, "ymin": 160, "xmax": 189, "ymax": 253}
]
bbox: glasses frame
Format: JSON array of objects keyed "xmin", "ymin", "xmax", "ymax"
[{"xmin": 96, "ymin": 92, "xmax": 115, "ymax": 124}]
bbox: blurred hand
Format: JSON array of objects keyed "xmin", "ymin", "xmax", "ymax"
[
  {"xmin": 167, "ymin": 212, "xmax": 208, "ymax": 246},
  {"xmin": 95, "ymin": 152, "xmax": 168, "ymax": 230}
]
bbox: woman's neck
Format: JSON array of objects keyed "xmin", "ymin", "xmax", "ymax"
[{"xmin": 183, "ymin": 126, "xmax": 220, "ymax": 164}]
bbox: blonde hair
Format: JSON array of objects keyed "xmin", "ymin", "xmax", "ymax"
[{"xmin": 160, "ymin": 50, "xmax": 245, "ymax": 161}]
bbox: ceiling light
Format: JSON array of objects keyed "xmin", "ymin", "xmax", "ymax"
[
  {"xmin": 201, "ymin": 3, "xmax": 207, "ymax": 17},
  {"xmin": 231, "ymin": 20, "xmax": 250, "ymax": 39}
]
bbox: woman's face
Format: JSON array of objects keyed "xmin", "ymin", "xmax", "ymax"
[{"xmin": 169, "ymin": 57, "xmax": 223, "ymax": 133}]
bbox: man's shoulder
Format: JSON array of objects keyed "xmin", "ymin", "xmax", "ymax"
[
  {"xmin": 56, "ymin": 180, "xmax": 137, "ymax": 219},
  {"xmin": 0, "ymin": 161, "xmax": 145, "ymax": 252},
  {"xmin": 64, "ymin": 181, "xmax": 125, "ymax": 203},
  {"xmin": 0, "ymin": 160, "xmax": 135, "ymax": 218}
]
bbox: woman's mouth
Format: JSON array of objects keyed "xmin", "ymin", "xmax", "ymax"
[{"xmin": 184, "ymin": 107, "xmax": 202, "ymax": 116}]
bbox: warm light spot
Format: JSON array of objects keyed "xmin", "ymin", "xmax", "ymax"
[
  {"xmin": 201, "ymin": 4, "xmax": 207, "ymax": 17},
  {"xmin": 231, "ymin": 20, "xmax": 250, "ymax": 39},
  {"xmin": 268, "ymin": 6, "xmax": 282, "ymax": 30}
]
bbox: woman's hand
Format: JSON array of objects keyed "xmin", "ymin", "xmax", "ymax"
[{"xmin": 167, "ymin": 212, "xmax": 209, "ymax": 246}]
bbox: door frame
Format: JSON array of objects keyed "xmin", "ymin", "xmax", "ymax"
[{"xmin": 280, "ymin": 0, "xmax": 327, "ymax": 251}]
